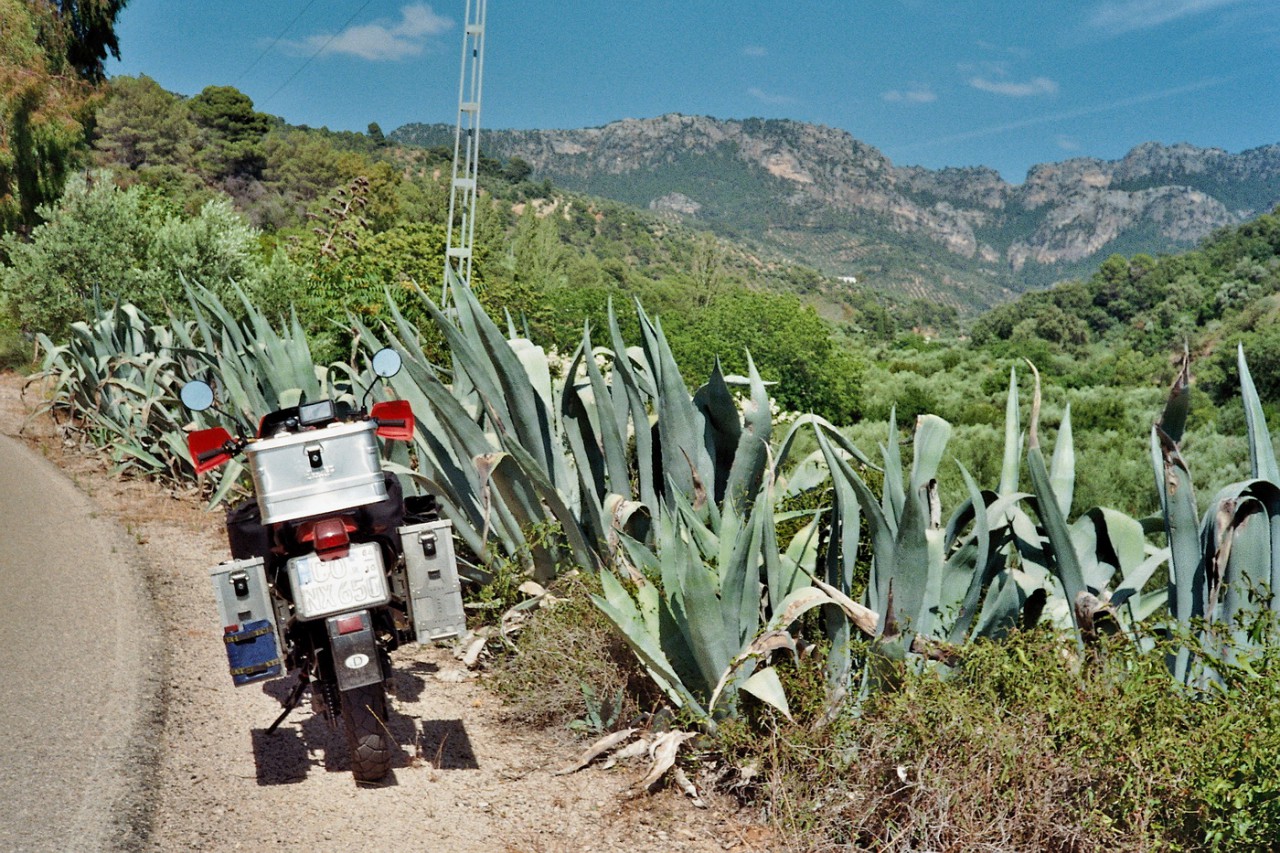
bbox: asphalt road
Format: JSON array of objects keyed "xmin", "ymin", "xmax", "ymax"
[{"xmin": 0, "ymin": 434, "xmax": 164, "ymax": 851}]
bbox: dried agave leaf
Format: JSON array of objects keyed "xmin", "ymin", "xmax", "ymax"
[
  {"xmin": 601, "ymin": 735, "xmax": 652, "ymax": 770},
  {"xmin": 554, "ymin": 727, "xmax": 638, "ymax": 776},
  {"xmin": 706, "ymin": 629, "xmax": 797, "ymax": 714},
  {"xmin": 629, "ymin": 730, "xmax": 695, "ymax": 795},
  {"xmin": 671, "ymin": 767, "xmax": 707, "ymax": 809}
]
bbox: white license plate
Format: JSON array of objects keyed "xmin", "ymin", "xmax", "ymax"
[{"xmin": 288, "ymin": 542, "xmax": 390, "ymax": 620}]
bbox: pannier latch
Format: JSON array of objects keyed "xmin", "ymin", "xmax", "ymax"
[
  {"xmin": 231, "ymin": 572, "xmax": 250, "ymax": 598},
  {"xmin": 305, "ymin": 444, "xmax": 323, "ymax": 470},
  {"xmin": 420, "ymin": 532, "xmax": 440, "ymax": 578}
]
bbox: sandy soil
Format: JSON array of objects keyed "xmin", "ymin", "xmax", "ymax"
[{"xmin": 2, "ymin": 373, "xmax": 776, "ymax": 853}]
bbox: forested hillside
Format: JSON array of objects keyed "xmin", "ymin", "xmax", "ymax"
[
  {"xmin": 2, "ymin": 70, "xmax": 965, "ymax": 421},
  {"xmin": 4, "ymin": 32, "xmax": 1280, "ymax": 514},
  {"xmin": 394, "ymin": 116, "xmax": 1280, "ymax": 311}
]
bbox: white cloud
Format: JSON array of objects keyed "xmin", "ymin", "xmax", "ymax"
[
  {"xmin": 1056, "ymin": 135, "xmax": 1082, "ymax": 151},
  {"xmin": 743, "ymin": 45, "xmax": 768, "ymax": 57},
  {"xmin": 975, "ymin": 40, "xmax": 1031, "ymax": 59},
  {"xmin": 290, "ymin": 4, "xmax": 453, "ymax": 61},
  {"xmin": 882, "ymin": 86, "xmax": 937, "ymax": 103},
  {"xmin": 969, "ymin": 76, "xmax": 1059, "ymax": 97},
  {"xmin": 897, "ymin": 76, "xmax": 1231, "ymax": 151},
  {"xmin": 747, "ymin": 87, "xmax": 796, "ymax": 105},
  {"xmin": 1088, "ymin": 0, "xmax": 1249, "ymax": 34}
]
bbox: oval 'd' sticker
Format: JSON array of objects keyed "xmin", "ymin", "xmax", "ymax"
[{"xmin": 344, "ymin": 653, "xmax": 370, "ymax": 670}]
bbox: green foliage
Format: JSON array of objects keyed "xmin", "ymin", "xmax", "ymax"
[
  {"xmin": 187, "ymin": 85, "xmax": 270, "ymax": 180},
  {"xmin": 665, "ymin": 289, "xmax": 865, "ymax": 422},
  {"xmin": 0, "ymin": 0, "xmax": 109, "ymax": 232},
  {"xmin": 491, "ymin": 574, "xmax": 660, "ymax": 730},
  {"xmin": 0, "ymin": 172, "xmax": 275, "ymax": 337},
  {"xmin": 92, "ymin": 74, "xmax": 197, "ymax": 174},
  {"xmin": 764, "ymin": 628, "xmax": 1280, "ymax": 851},
  {"xmin": 713, "ymin": 623, "xmax": 1280, "ymax": 850}
]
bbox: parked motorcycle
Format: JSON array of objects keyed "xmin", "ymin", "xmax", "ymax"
[{"xmin": 180, "ymin": 349, "xmax": 466, "ymax": 783}]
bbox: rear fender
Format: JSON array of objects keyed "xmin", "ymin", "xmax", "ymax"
[{"xmin": 325, "ymin": 610, "xmax": 383, "ymax": 691}]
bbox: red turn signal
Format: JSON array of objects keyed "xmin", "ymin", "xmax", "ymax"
[{"xmin": 188, "ymin": 427, "xmax": 235, "ymax": 474}]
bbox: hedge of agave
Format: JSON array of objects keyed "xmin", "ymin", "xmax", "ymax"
[{"xmin": 31, "ymin": 279, "xmax": 1280, "ymax": 728}]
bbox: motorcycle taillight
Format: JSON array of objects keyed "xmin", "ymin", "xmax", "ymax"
[{"xmin": 313, "ymin": 517, "xmax": 351, "ymax": 560}]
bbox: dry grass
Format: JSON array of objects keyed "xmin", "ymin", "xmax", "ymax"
[{"xmin": 491, "ymin": 574, "xmax": 662, "ymax": 731}]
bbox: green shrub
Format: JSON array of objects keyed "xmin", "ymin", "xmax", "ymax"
[
  {"xmin": 491, "ymin": 574, "xmax": 660, "ymax": 730},
  {"xmin": 0, "ymin": 172, "xmax": 273, "ymax": 338},
  {"xmin": 727, "ymin": 628, "xmax": 1280, "ymax": 851}
]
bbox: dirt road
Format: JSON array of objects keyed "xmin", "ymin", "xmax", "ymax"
[{"xmin": 0, "ymin": 376, "xmax": 767, "ymax": 852}]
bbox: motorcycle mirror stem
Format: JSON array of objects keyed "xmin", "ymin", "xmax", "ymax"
[{"xmin": 360, "ymin": 348, "xmax": 403, "ymax": 412}]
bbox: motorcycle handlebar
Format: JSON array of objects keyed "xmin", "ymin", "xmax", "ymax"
[{"xmin": 197, "ymin": 441, "xmax": 240, "ymax": 463}]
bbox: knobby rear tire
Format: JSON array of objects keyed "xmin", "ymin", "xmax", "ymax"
[{"xmin": 340, "ymin": 682, "xmax": 391, "ymax": 782}]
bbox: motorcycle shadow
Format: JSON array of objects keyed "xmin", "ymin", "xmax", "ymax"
[
  {"xmin": 415, "ymin": 718, "xmax": 480, "ymax": 770},
  {"xmin": 250, "ymin": 678, "xmax": 478, "ymax": 785}
]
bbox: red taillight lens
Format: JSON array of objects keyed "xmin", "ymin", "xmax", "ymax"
[{"xmin": 313, "ymin": 517, "xmax": 350, "ymax": 559}]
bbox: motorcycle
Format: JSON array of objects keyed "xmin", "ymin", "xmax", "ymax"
[{"xmin": 180, "ymin": 348, "xmax": 466, "ymax": 783}]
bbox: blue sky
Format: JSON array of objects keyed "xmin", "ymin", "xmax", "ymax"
[{"xmin": 106, "ymin": 0, "xmax": 1278, "ymax": 183}]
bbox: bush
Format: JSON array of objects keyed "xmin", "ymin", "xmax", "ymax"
[
  {"xmin": 491, "ymin": 575, "xmax": 660, "ymax": 731},
  {"xmin": 0, "ymin": 172, "xmax": 273, "ymax": 338},
  {"xmin": 727, "ymin": 628, "xmax": 1280, "ymax": 851}
]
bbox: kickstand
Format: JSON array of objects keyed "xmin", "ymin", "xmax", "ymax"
[{"xmin": 266, "ymin": 677, "xmax": 308, "ymax": 735}]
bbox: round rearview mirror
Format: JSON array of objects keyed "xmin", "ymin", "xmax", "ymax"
[
  {"xmin": 371, "ymin": 348, "xmax": 402, "ymax": 379},
  {"xmin": 180, "ymin": 380, "xmax": 215, "ymax": 412}
]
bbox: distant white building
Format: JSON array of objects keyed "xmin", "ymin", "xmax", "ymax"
[{"xmin": 837, "ymin": 275, "xmax": 858, "ymax": 284}]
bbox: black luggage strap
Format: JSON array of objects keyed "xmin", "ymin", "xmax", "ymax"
[{"xmin": 229, "ymin": 659, "xmax": 282, "ymax": 677}]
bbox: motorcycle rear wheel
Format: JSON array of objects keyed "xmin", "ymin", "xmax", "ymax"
[{"xmin": 340, "ymin": 682, "xmax": 391, "ymax": 782}]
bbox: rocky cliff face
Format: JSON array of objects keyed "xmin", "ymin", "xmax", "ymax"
[{"xmin": 392, "ymin": 115, "xmax": 1280, "ymax": 309}]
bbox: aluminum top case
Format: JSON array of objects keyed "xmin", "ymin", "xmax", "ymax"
[{"xmin": 245, "ymin": 420, "xmax": 387, "ymax": 524}]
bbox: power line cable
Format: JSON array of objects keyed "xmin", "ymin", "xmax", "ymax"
[
  {"xmin": 259, "ymin": 0, "xmax": 376, "ymax": 110},
  {"xmin": 235, "ymin": 0, "xmax": 320, "ymax": 86}
]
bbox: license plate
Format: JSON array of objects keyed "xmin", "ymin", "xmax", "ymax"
[{"xmin": 287, "ymin": 542, "xmax": 390, "ymax": 620}]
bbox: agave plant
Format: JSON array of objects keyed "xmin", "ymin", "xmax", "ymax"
[
  {"xmin": 33, "ymin": 296, "xmax": 191, "ymax": 479},
  {"xmin": 1017, "ymin": 363, "xmax": 1170, "ymax": 643},
  {"xmin": 1154, "ymin": 346, "xmax": 1280, "ymax": 687},
  {"xmin": 351, "ymin": 275, "xmax": 780, "ymax": 582},
  {"xmin": 591, "ymin": 422, "xmax": 877, "ymax": 726},
  {"xmin": 34, "ymin": 283, "xmax": 360, "ymax": 508}
]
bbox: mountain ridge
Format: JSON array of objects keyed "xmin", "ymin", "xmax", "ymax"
[{"xmin": 391, "ymin": 115, "xmax": 1280, "ymax": 310}]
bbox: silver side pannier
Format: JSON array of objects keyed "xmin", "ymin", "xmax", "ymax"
[{"xmin": 398, "ymin": 519, "xmax": 467, "ymax": 643}]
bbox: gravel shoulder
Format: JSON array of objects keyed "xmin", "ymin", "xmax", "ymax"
[{"xmin": 2, "ymin": 373, "xmax": 773, "ymax": 853}]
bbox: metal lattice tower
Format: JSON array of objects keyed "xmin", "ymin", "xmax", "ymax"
[{"xmin": 443, "ymin": 0, "xmax": 487, "ymax": 298}]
